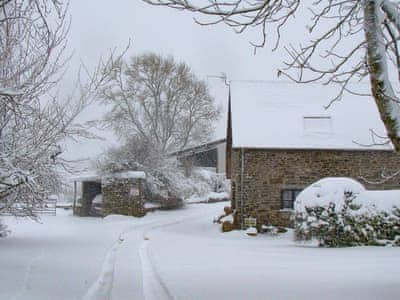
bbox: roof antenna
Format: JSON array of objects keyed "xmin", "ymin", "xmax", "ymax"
[
  {"xmin": 220, "ymin": 73, "xmax": 230, "ymax": 87},
  {"xmin": 207, "ymin": 73, "xmax": 230, "ymax": 86}
]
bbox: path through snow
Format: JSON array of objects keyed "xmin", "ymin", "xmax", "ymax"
[
  {"xmin": 81, "ymin": 210, "xmax": 206, "ymax": 300},
  {"xmin": 139, "ymin": 240, "xmax": 174, "ymax": 300},
  {"xmin": 82, "ymin": 237, "xmax": 124, "ymax": 300},
  {"xmin": 12, "ymin": 250, "xmax": 44, "ymax": 300},
  {"xmin": 1, "ymin": 202, "xmax": 400, "ymax": 300}
]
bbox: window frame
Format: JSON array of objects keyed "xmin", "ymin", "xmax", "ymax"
[
  {"xmin": 280, "ymin": 189, "xmax": 302, "ymax": 210},
  {"xmin": 303, "ymin": 115, "xmax": 332, "ymax": 134}
]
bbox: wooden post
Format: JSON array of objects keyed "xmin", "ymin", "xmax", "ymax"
[{"xmin": 73, "ymin": 181, "xmax": 77, "ymax": 214}]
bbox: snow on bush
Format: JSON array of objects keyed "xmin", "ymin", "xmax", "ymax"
[
  {"xmin": 97, "ymin": 149, "xmax": 186, "ymax": 208},
  {"xmin": 97, "ymin": 141, "xmax": 230, "ymax": 208},
  {"xmin": 294, "ymin": 178, "xmax": 400, "ymax": 247},
  {"xmin": 155, "ymin": 167, "xmax": 229, "ymax": 203},
  {"xmin": 142, "ymin": 158, "xmax": 201, "ymax": 202},
  {"xmin": 0, "ymin": 219, "xmax": 10, "ymax": 238},
  {"xmin": 184, "ymin": 169, "xmax": 230, "ymax": 203}
]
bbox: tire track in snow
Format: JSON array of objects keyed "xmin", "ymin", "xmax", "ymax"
[
  {"xmin": 82, "ymin": 237, "xmax": 124, "ymax": 300},
  {"xmin": 81, "ymin": 219, "xmax": 170, "ymax": 300},
  {"xmin": 139, "ymin": 213, "xmax": 207, "ymax": 300},
  {"xmin": 13, "ymin": 250, "xmax": 44, "ymax": 300},
  {"xmin": 82, "ymin": 208, "xmax": 212, "ymax": 300},
  {"xmin": 139, "ymin": 240, "xmax": 174, "ymax": 300}
]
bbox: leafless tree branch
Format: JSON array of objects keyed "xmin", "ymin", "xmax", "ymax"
[
  {"xmin": 0, "ymin": 0, "xmax": 119, "ymax": 219},
  {"xmin": 97, "ymin": 53, "xmax": 220, "ymax": 154}
]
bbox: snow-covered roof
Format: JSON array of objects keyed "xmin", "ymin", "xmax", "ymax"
[
  {"xmin": 230, "ymin": 82, "xmax": 393, "ymax": 150},
  {"xmin": 170, "ymin": 138, "xmax": 226, "ymax": 156},
  {"xmin": 70, "ymin": 172, "xmax": 101, "ymax": 182},
  {"xmin": 103, "ymin": 171, "xmax": 146, "ymax": 180},
  {"xmin": 71, "ymin": 171, "xmax": 146, "ymax": 182}
]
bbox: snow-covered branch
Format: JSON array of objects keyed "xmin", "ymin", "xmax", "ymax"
[
  {"xmin": 98, "ymin": 53, "xmax": 220, "ymax": 153},
  {"xmin": 0, "ymin": 0, "xmax": 115, "ymax": 220},
  {"xmin": 142, "ymin": 0, "xmax": 301, "ymax": 49}
]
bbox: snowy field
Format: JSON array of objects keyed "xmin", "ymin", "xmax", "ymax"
[{"xmin": 1, "ymin": 202, "xmax": 399, "ymax": 300}]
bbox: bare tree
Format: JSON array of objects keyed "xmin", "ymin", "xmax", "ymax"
[
  {"xmin": 98, "ymin": 53, "xmax": 220, "ymax": 154},
  {"xmin": 142, "ymin": 0, "xmax": 400, "ymax": 151},
  {"xmin": 96, "ymin": 53, "xmax": 220, "ymax": 204},
  {"xmin": 0, "ymin": 0, "xmax": 110, "ymax": 220}
]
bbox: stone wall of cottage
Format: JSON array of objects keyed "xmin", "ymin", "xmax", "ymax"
[
  {"xmin": 231, "ymin": 148, "xmax": 400, "ymax": 228},
  {"xmin": 102, "ymin": 178, "xmax": 145, "ymax": 217}
]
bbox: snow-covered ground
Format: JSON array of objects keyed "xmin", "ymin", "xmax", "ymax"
[{"xmin": 1, "ymin": 202, "xmax": 399, "ymax": 300}]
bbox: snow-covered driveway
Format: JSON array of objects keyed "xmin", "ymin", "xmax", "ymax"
[{"xmin": 1, "ymin": 202, "xmax": 400, "ymax": 300}]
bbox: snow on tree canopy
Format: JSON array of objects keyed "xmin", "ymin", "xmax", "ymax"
[
  {"xmin": 230, "ymin": 82, "xmax": 392, "ymax": 150},
  {"xmin": 295, "ymin": 177, "xmax": 400, "ymax": 215}
]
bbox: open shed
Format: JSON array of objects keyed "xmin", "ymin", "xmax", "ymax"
[{"xmin": 71, "ymin": 171, "xmax": 146, "ymax": 217}]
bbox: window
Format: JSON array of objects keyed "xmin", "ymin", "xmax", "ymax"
[
  {"xmin": 281, "ymin": 189, "xmax": 302, "ymax": 210},
  {"xmin": 303, "ymin": 115, "xmax": 332, "ymax": 134}
]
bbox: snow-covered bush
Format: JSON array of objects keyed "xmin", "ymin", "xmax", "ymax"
[
  {"xmin": 97, "ymin": 141, "xmax": 230, "ymax": 208},
  {"xmin": 153, "ymin": 167, "xmax": 230, "ymax": 204},
  {"xmin": 294, "ymin": 178, "xmax": 400, "ymax": 247},
  {"xmin": 191, "ymin": 169, "xmax": 229, "ymax": 194},
  {"xmin": 0, "ymin": 219, "xmax": 10, "ymax": 238},
  {"xmin": 98, "ymin": 150, "xmax": 185, "ymax": 208},
  {"xmin": 184, "ymin": 169, "xmax": 230, "ymax": 203}
]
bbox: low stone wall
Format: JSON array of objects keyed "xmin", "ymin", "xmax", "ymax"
[
  {"xmin": 231, "ymin": 148, "xmax": 400, "ymax": 228},
  {"xmin": 102, "ymin": 177, "xmax": 145, "ymax": 217}
]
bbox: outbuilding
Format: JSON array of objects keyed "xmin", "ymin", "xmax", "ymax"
[{"xmin": 71, "ymin": 171, "xmax": 146, "ymax": 217}]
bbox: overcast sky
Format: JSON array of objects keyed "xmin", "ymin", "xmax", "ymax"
[{"xmin": 67, "ymin": 1, "xmax": 290, "ymax": 80}]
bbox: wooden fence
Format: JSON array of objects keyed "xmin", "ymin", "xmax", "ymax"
[
  {"xmin": 0, "ymin": 197, "xmax": 57, "ymax": 216},
  {"xmin": 32, "ymin": 198, "xmax": 57, "ymax": 216}
]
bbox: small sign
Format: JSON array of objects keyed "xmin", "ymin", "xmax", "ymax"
[
  {"xmin": 130, "ymin": 188, "xmax": 140, "ymax": 197},
  {"xmin": 244, "ymin": 217, "xmax": 257, "ymax": 228},
  {"xmin": 160, "ymin": 189, "xmax": 168, "ymax": 198}
]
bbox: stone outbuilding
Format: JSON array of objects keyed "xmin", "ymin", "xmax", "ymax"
[
  {"xmin": 226, "ymin": 82, "xmax": 400, "ymax": 229},
  {"xmin": 71, "ymin": 171, "xmax": 146, "ymax": 217}
]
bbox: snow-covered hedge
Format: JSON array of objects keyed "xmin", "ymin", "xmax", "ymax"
[
  {"xmin": 166, "ymin": 168, "xmax": 229, "ymax": 203},
  {"xmin": 189, "ymin": 168, "xmax": 229, "ymax": 195},
  {"xmin": 294, "ymin": 178, "xmax": 400, "ymax": 247},
  {"xmin": 146, "ymin": 165, "xmax": 229, "ymax": 206}
]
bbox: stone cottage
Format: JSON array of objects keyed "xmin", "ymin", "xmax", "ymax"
[{"xmin": 226, "ymin": 82, "xmax": 400, "ymax": 229}]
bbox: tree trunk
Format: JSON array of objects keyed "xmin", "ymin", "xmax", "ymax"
[{"xmin": 364, "ymin": 0, "xmax": 400, "ymax": 151}]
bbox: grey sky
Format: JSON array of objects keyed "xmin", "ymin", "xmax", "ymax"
[{"xmin": 67, "ymin": 0, "xmax": 286, "ymax": 81}]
